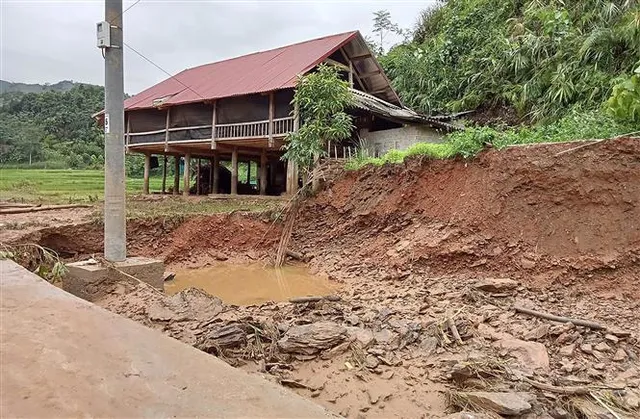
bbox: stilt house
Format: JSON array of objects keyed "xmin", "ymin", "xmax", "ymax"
[{"xmin": 115, "ymin": 31, "xmax": 457, "ymax": 196}]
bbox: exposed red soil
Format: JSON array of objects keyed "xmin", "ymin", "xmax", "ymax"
[
  {"xmin": 26, "ymin": 214, "xmax": 280, "ymax": 265},
  {"xmin": 293, "ymin": 137, "xmax": 640, "ymax": 297}
]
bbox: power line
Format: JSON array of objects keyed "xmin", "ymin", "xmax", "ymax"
[
  {"xmin": 123, "ymin": 41, "xmax": 206, "ymax": 99},
  {"xmin": 107, "ymin": 0, "xmax": 142, "ymax": 25}
]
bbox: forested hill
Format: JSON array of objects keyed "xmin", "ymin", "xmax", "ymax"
[
  {"xmin": 0, "ymin": 84, "xmax": 105, "ymax": 168},
  {"xmin": 0, "ymin": 80, "xmax": 87, "ymax": 94},
  {"xmin": 379, "ymin": 0, "xmax": 640, "ymax": 124}
]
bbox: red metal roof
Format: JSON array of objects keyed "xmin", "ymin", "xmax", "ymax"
[{"xmin": 125, "ymin": 31, "xmax": 359, "ymax": 111}]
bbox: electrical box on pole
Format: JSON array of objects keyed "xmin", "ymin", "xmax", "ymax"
[{"xmin": 96, "ymin": 21, "xmax": 112, "ymax": 48}]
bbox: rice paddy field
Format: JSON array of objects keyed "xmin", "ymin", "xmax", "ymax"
[{"xmin": 0, "ymin": 169, "xmax": 163, "ymax": 203}]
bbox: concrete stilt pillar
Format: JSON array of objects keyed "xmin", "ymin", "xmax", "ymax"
[
  {"xmin": 260, "ymin": 149, "xmax": 267, "ymax": 195},
  {"xmin": 212, "ymin": 152, "xmax": 219, "ymax": 194},
  {"xmin": 183, "ymin": 154, "xmax": 191, "ymax": 196},
  {"xmin": 231, "ymin": 148, "xmax": 238, "ymax": 195},
  {"xmin": 161, "ymin": 154, "xmax": 167, "ymax": 194},
  {"xmin": 143, "ymin": 153, "xmax": 151, "ymax": 195},
  {"xmin": 311, "ymin": 153, "xmax": 320, "ymax": 193},
  {"xmin": 286, "ymin": 159, "xmax": 298, "ymax": 195},
  {"xmin": 196, "ymin": 158, "xmax": 201, "ymax": 195},
  {"xmin": 173, "ymin": 156, "xmax": 180, "ymax": 195},
  {"xmin": 208, "ymin": 158, "xmax": 214, "ymax": 194}
]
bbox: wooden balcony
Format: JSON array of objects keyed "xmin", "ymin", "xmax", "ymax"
[{"xmin": 126, "ymin": 116, "xmax": 295, "ymax": 148}]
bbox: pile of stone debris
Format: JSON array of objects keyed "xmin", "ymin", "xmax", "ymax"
[{"xmin": 97, "ymin": 275, "xmax": 639, "ymax": 418}]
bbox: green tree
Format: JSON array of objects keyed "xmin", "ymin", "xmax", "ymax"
[
  {"xmin": 380, "ymin": 0, "xmax": 640, "ymax": 121},
  {"xmin": 607, "ymin": 63, "xmax": 640, "ymax": 123},
  {"xmin": 283, "ymin": 64, "xmax": 355, "ymax": 169},
  {"xmin": 371, "ymin": 10, "xmax": 406, "ymax": 55}
]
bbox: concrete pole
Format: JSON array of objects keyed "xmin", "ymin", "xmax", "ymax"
[
  {"xmin": 183, "ymin": 154, "xmax": 191, "ymax": 196},
  {"xmin": 173, "ymin": 156, "xmax": 180, "ymax": 195},
  {"xmin": 196, "ymin": 158, "xmax": 201, "ymax": 195},
  {"xmin": 231, "ymin": 148, "xmax": 238, "ymax": 195},
  {"xmin": 208, "ymin": 158, "xmax": 214, "ymax": 194},
  {"xmin": 104, "ymin": 0, "xmax": 126, "ymax": 262},
  {"xmin": 260, "ymin": 149, "xmax": 267, "ymax": 195},
  {"xmin": 143, "ymin": 154, "xmax": 150, "ymax": 195},
  {"xmin": 161, "ymin": 154, "xmax": 167, "ymax": 194},
  {"xmin": 212, "ymin": 152, "xmax": 219, "ymax": 194}
]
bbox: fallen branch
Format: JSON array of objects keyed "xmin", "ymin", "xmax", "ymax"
[
  {"xmin": 522, "ymin": 377, "xmax": 590, "ymax": 395},
  {"xmin": 514, "ymin": 305, "xmax": 606, "ymax": 330},
  {"xmin": 0, "ymin": 203, "xmax": 92, "ymax": 215}
]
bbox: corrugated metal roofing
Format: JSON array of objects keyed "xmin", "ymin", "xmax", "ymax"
[{"xmin": 124, "ymin": 31, "xmax": 359, "ymax": 111}]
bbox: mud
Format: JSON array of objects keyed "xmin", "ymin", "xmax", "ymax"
[
  {"xmin": 6, "ymin": 137, "xmax": 640, "ymax": 418},
  {"xmin": 165, "ymin": 264, "xmax": 337, "ymax": 305}
]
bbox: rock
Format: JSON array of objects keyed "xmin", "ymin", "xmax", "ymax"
[
  {"xmin": 613, "ymin": 348, "xmax": 628, "ymax": 362},
  {"xmin": 478, "ymin": 323, "xmax": 514, "ymax": 341},
  {"xmin": 364, "ymin": 354, "xmax": 380, "ymax": 369},
  {"xmin": 366, "ymin": 387, "xmax": 391, "ymax": 405},
  {"xmin": 461, "ymin": 392, "xmax": 532, "ymax": 415},
  {"xmin": 559, "ymin": 344, "xmax": 576, "ymax": 357},
  {"xmin": 278, "ymin": 321, "xmax": 347, "ymax": 355},
  {"xmin": 373, "ymin": 329, "xmax": 397, "ymax": 346},
  {"xmin": 494, "ymin": 339, "xmax": 550, "ymax": 372},
  {"xmin": 196, "ymin": 323, "xmax": 248, "ymax": 351},
  {"xmin": 381, "ymin": 370, "xmax": 394, "ymax": 380},
  {"xmin": 555, "ymin": 331, "xmax": 579, "ymax": 345},
  {"xmin": 549, "ymin": 406, "xmax": 570, "ymax": 419},
  {"xmin": 525, "ymin": 324, "xmax": 550, "ymax": 340},
  {"xmin": 344, "ymin": 314, "xmax": 360, "ymax": 326},
  {"xmin": 604, "ymin": 334, "xmax": 619, "ymax": 344},
  {"xmin": 625, "ymin": 394, "xmax": 639, "ymax": 409},
  {"xmin": 594, "ymin": 342, "xmax": 611, "ymax": 352},
  {"xmin": 580, "ymin": 343, "xmax": 593, "ymax": 354},
  {"xmin": 418, "ymin": 336, "xmax": 439, "ymax": 356},
  {"xmin": 346, "ymin": 327, "xmax": 375, "ymax": 349},
  {"xmin": 550, "ymin": 322, "xmax": 574, "ymax": 336},
  {"xmin": 162, "ymin": 271, "xmax": 176, "ymax": 281},
  {"xmin": 473, "ymin": 278, "xmax": 518, "ymax": 293}
]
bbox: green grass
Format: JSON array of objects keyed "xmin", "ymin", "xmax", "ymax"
[
  {"xmin": 0, "ymin": 168, "xmax": 164, "ymax": 203},
  {"xmin": 346, "ymin": 109, "xmax": 636, "ymax": 170},
  {"xmin": 124, "ymin": 196, "xmax": 280, "ymax": 219}
]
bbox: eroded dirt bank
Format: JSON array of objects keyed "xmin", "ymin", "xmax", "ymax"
[
  {"xmin": 13, "ymin": 137, "xmax": 640, "ymax": 418},
  {"xmin": 294, "ymin": 137, "xmax": 640, "ymax": 298}
]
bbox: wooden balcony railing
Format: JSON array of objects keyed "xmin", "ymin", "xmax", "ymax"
[{"xmin": 127, "ymin": 116, "xmax": 296, "ymax": 146}]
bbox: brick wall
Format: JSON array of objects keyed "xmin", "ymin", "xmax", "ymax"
[{"xmin": 359, "ymin": 125, "xmax": 445, "ymax": 157}]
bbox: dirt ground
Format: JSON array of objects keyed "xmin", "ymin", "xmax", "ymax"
[{"xmin": 4, "ymin": 137, "xmax": 640, "ymax": 418}]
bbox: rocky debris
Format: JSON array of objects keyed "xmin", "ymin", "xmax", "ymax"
[
  {"xmin": 525, "ymin": 324, "xmax": 550, "ymax": 340},
  {"xmin": 196, "ymin": 323, "xmax": 248, "ymax": 352},
  {"xmin": 473, "ymin": 278, "xmax": 518, "ymax": 293},
  {"xmin": 278, "ymin": 321, "xmax": 347, "ymax": 355},
  {"xmin": 559, "ymin": 343, "xmax": 575, "ymax": 357},
  {"xmin": 148, "ymin": 288, "xmax": 223, "ymax": 323},
  {"xmin": 162, "ymin": 271, "xmax": 176, "ymax": 282},
  {"xmin": 594, "ymin": 342, "xmax": 611, "ymax": 352},
  {"xmin": 613, "ymin": 348, "xmax": 628, "ymax": 362},
  {"xmin": 493, "ymin": 339, "xmax": 550, "ymax": 372},
  {"xmin": 458, "ymin": 391, "xmax": 533, "ymax": 415}
]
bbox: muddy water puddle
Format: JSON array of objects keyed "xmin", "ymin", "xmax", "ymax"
[{"xmin": 164, "ymin": 264, "xmax": 338, "ymax": 305}]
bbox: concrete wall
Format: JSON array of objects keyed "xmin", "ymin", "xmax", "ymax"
[{"xmin": 360, "ymin": 124, "xmax": 445, "ymax": 157}]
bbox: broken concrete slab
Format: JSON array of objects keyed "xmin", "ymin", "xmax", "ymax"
[{"xmin": 64, "ymin": 256, "xmax": 164, "ymax": 302}]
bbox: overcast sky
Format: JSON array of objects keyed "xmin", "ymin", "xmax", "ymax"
[{"xmin": 1, "ymin": 0, "xmax": 436, "ymax": 94}]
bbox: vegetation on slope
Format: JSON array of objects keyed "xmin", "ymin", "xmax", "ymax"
[{"xmin": 381, "ymin": 0, "xmax": 640, "ymax": 122}]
